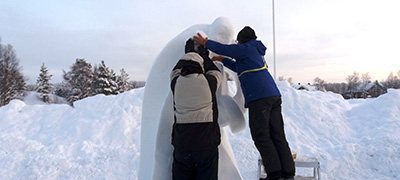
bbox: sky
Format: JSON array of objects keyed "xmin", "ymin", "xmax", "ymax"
[{"xmin": 1, "ymin": 0, "xmax": 400, "ymax": 84}]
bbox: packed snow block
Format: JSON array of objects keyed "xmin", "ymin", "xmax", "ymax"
[
  {"xmin": 215, "ymin": 62, "xmax": 246, "ymax": 133},
  {"xmin": 140, "ymin": 23, "xmax": 209, "ymax": 179},
  {"xmin": 218, "ymin": 130, "xmax": 243, "ymax": 179},
  {"xmin": 152, "ymin": 93, "xmax": 175, "ymax": 180},
  {"xmin": 217, "ymin": 95, "xmax": 245, "ymax": 132},
  {"xmin": 140, "ymin": 17, "xmax": 246, "ymax": 180}
]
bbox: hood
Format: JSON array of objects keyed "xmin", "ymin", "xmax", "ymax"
[
  {"xmin": 181, "ymin": 52, "xmax": 204, "ymax": 72},
  {"xmin": 248, "ymin": 40, "xmax": 267, "ymax": 56}
]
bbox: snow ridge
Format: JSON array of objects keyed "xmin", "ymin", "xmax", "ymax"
[{"xmin": 1, "ymin": 83, "xmax": 400, "ymax": 179}]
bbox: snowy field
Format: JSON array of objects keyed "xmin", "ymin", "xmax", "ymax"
[{"xmin": 1, "ymin": 81, "xmax": 399, "ymax": 180}]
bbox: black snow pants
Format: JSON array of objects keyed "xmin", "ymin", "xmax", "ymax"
[
  {"xmin": 172, "ymin": 147, "xmax": 218, "ymax": 180},
  {"xmin": 248, "ymin": 96, "xmax": 295, "ymax": 180}
]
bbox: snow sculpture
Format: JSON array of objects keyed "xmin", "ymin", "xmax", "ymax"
[{"xmin": 139, "ymin": 17, "xmax": 247, "ymax": 180}]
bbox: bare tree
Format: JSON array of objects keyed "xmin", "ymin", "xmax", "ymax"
[
  {"xmin": 325, "ymin": 82, "xmax": 347, "ymax": 94},
  {"xmin": 385, "ymin": 71, "xmax": 400, "ymax": 89},
  {"xmin": 346, "ymin": 71, "xmax": 360, "ymax": 92},
  {"xmin": 313, "ymin": 77, "xmax": 326, "ymax": 91},
  {"xmin": 287, "ymin": 77, "xmax": 293, "ymax": 85},
  {"xmin": 397, "ymin": 70, "xmax": 400, "ymax": 79},
  {"xmin": 361, "ymin": 72, "xmax": 371, "ymax": 83},
  {"xmin": 0, "ymin": 40, "xmax": 26, "ymax": 106},
  {"xmin": 278, "ymin": 76, "xmax": 286, "ymax": 81}
]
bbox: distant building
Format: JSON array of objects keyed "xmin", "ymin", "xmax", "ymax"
[
  {"xmin": 292, "ymin": 83, "xmax": 317, "ymax": 91},
  {"xmin": 364, "ymin": 80, "xmax": 387, "ymax": 98},
  {"xmin": 343, "ymin": 81, "xmax": 387, "ymax": 99},
  {"xmin": 293, "ymin": 81, "xmax": 387, "ymax": 99}
]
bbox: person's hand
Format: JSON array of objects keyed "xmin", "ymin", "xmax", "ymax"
[
  {"xmin": 193, "ymin": 33, "xmax": 208, "ymax": 46},
  {"xmin": 212, "ymin": 55, "xmax": 225, "ymax": 62}
]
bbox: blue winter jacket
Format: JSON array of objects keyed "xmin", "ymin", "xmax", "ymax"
[{"xmin": 205, "ymin": 39, "xmax": 281, "ymax": 107}]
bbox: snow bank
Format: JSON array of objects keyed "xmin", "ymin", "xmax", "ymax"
[
  {"xmin": 0, "ymin": 89, "xmax": 143, "ymax": 179},
  {"xmin": 1, "ymin": 84, "xmax": 400, "ymax": 179}
]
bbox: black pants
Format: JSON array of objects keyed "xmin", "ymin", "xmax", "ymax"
[
  {"xmin": 248, "ymin": 96, "xmax": 295, "ymax": 179},
  {"xmin": 172, "ymin": 147, "xmax": 218, "ymax": 180}
]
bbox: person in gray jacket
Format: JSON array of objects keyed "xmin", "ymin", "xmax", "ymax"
[{"xmin": 170, "ymin": 38, "xmax": 222, "ymax": 180}]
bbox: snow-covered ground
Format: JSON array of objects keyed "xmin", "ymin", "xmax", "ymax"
[{"xmin": 1, "ymin": 82, "xmax": 399, "ymax": 179}]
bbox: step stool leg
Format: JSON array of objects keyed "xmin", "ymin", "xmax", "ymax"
[{"xmin": 313, "ymin": 167, "xmax": 316, "ymax": 179}]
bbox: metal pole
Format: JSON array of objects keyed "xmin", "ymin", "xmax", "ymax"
[{"xmin": 272, "ymin": 0, "xmax": 277, "ymax": 79}]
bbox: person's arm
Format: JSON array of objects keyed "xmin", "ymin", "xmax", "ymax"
[
  {"xmin": 222, "ymin": 58, "xmax": 237, "ymax": 72},
  {"xmin": 203, "ymin": 55, "xmax": 220, "ymax": 73},
  {"xmin": 203, "ymin": 55, "xmax": 222, "ymax": 89},
  {"xmin": 205, "ymin": 68, "xmax": 222, "ymax": 90},
  {"xmin": 193, "ymin": 33, "xmax": 247, "ymax": 59},
  {"xmin": 170, "ymin": 60, "xmax": 185, "ymax": 81},
  {"xmin": 211, "ymin": 55, "xmax": 237, "ymax": 72},
  {"xmin": 200, "ymin": 54, "xmax": 222, "ymax": 89},
  {"xmin": 206, "ymin": 40, "xmax": 247, "ymax": 59}
]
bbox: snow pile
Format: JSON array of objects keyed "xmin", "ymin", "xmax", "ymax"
[
  {"xmin": 224, "ymin": 82, "xmax": 400, "ymax": 180},
  {"xmin": 0, "ymin": 83, "xmax": 399, "ymax": 179},
  {"xmin": 0, "ymin": 89, "xmax": 143, "ymax": 179},
  {"xmin": 22, "ymin": 91, "xmax": 69, "ymax": 105}
]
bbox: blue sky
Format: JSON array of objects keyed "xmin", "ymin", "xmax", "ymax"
[{"xmin": 1, "ymin": 0, "xmax": 400, "ymax": 84}]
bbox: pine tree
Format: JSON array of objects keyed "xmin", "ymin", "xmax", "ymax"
[
  {"xmin": 36, "ymin": 63, "xmax": 53, "ymax": 103},
  {"xmin": 54, "ymin": 82, "xmax": 70, "ymax": 99},
  {"xmin": 116, "ymin": 68, "xmax": 130, "ymax": 93},
  {"xmin": 110, "ymin": 69, "xmax": 118, "ymax": 94},
  {"xmin": 63, "ymin": 58, "xmax": 94, "ymax": 104},
  {"xmin": 0, "ymin": 40, "xmax": 26, "ymax": 106},
  {"xmin": 92, "ymin": 60, "xmax": 118, "ymax": 95}
]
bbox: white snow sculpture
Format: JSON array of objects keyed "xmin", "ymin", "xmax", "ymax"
[{"xmin": 139, "ymin": 17, "xmax": 247, "ymax": 180}]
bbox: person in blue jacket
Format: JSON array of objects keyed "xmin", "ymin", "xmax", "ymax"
[{"xmin": 194, "ymin": 26, "xmax": 295, "ymax": 180}]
